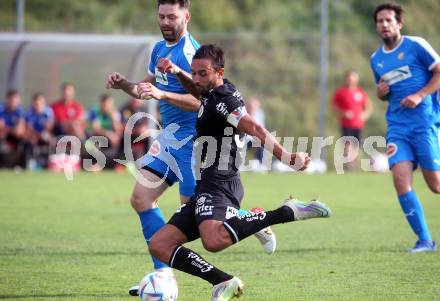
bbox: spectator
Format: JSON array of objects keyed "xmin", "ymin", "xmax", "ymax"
[
  {"xmin": 0, "ymin": 90, "xmax": 26, "ymax": 168},
  {"xmin": 24, "ymin": 93, "xmax": 55, "ymax": 169},
  {"xmin": 86, "ymin": 94, "xmax": 123, "ymax": 169},
  {"xmin": 119, "ymin": 97, "xmax": 151, "ymax": 160},
  {"xmin": 51, "ymin": 83, "xmax": 85, "ymax": 139},
  {"xmin": 332, "ymin": 70, "xmax": 373, "ymax": 171},
  {"xmin": 89, "ymin": 94, "xmax": 122, "ymax": 148}
]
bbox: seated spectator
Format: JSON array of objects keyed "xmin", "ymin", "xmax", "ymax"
[
  {"xmin": 0, "ymin": 90, "xmax": 26, "ymax": 168},
  {"xmin": 86, "ymin": 94, "xmax": 123, "ymax": 169},
  {"xmin": 89, "ymin": 94, "xmax": 122, "ymax": 148},
  {"xmin": 24, "ymin": 93, "xmax": 55, "ymax": 169},
  {"xmin": 119, "ymin": 97, "xmax": 150, "ymax": 160},
  {"xmin": 51, "ymin": 83, "xmax": 85, "ymax": 139}
]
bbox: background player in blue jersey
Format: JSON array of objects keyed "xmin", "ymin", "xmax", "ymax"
[
  {"xmin": 25, "ymin": 93, "xmax": 55, "ymax": 169},
  {"xmin": 0, "ymin": 90, "xmax": 26, "ymax": 168},
  {"xmin": 370, "ymin": 3, "xmax": 440, "ymax": 253},
  {"xmin": 106, "ymin": 0, "xmax": 276, "ymax": 294}
]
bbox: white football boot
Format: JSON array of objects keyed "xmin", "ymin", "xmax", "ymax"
[{"xmin": 211, "ymin": 276, "xmax": 244, "ymax": 301}]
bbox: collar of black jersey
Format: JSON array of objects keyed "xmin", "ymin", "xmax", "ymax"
[{"xmin": 204, "ymin": 79, "xmax": 236, "ymax": 97}]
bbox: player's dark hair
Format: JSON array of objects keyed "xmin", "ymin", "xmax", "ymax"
[
  {"xmin": 157, "ymin": 0, "xmax": 189, "ymax": 9},
  {"xmin": 193, "ymin": 44, "xmax": 225, "ymax": 71},
  {"xmin": 32, "ymin": 93, "xmax": 44, "ymax": 101},
  {"xmin": 61, "ymin": 82, "xmax": 74, "ymax": 90},
  {"xmin": 6, "ymin": 89, "xmax": 20, "ymax": 98},
  {"xmin": 100, "ymin": 94, "xmax": 113, "ymax": 103},
  {"xmin": 374, "ymin": 3, "xmax": 404, "ymax": 23}
]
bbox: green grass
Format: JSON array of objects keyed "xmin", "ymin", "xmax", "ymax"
[{"xmin": 0, "ymin": 171, "xmax": 439, "ymax": 301}]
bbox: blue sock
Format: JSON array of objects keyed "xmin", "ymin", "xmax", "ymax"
[
  {"xmin": 138, "ymin": 208, "xmax": 168, "ymax": 270},
  {"xmin": 398, "ymin": 191, "xmax": 432, "ymax": 242}
]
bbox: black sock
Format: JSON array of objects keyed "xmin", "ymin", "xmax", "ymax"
[
  {"xmin": 169, "ymin": 245, "xmax": 233, "ymax": 285},
  {"xmin": 223, "ymin": 206, "xmax": 294, "ymax": 243}
]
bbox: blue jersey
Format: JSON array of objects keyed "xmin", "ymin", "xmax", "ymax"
[
  {"xmin": 148, "ymin": 32, "xmax": 200, "ymax": 139},
  {"xmin": 0, "ymin": 104, "xmax": 25, "ymax": 128},
  {"xmin": 26, "ymin": 106, "xmax": 54, "ymax": 133},
  {"xmin": 370, "ymin": 35, "xmax": 440, "ymax": 130}
]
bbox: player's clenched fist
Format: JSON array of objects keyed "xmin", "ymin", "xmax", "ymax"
[
  {"xmin": 377, "ymin": 78, "xmax": 390, "ymax": 100},
  {"xmin": 106, "ymin": 72, "xmax": 126, "ymax": 89},
  {"xmin": 290, "ymin": 152, "xmax": 311, "ymax": 171},
  {"xmin": 137, "ymin": 82, "xmax": 165, "ymax": 100},
  {"xmin": 157, "ymin": 58, "xmax": 181, "ymax": 75}
]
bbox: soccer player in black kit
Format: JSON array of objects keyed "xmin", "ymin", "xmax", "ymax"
[{"xmin": 148, "ymin": 44, "xmax": 332, "ymax": 301}]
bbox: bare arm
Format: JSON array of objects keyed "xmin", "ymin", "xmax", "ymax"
[
  {"xmin": 401, "ymin": 64, "xmax": 440, "ymax": 108},
  {"xmin": 137, "ymin": 81, "xmax": 200, "ymax": 112},
  {"xmin": 106, "ymin": 72, "xmax": 155, "ymax": 98},
  {"xmin": 237, "ymin": 114, "xmax": 310, "ymax": 170},
  {"xmin": 157, "ymin": 58, "xmax": 201, "ymax": 99}
]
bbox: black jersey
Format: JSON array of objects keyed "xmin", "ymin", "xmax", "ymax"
[{"xmin": 193, "ymin": 79, "xmax": 247, "ymax": 180}]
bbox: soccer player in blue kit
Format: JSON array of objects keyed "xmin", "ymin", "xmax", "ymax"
[
  {"xmin": 370, "ymin": 3, "xmax": 440, "ymax": 253},
  {"xmin": 106, "ymin": 0, "xmax": 276, "ymax": 294}
]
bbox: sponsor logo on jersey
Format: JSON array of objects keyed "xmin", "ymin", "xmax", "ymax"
[
  {"xmin": 216, "ymin": 102, "xmax": 228, "ymax": 116},
  {"xmin": 353, "ymin": 91, "xmax": 363, "ymax": 102},
  {"xmin": 198, "ymin": 104, "xmax": 204, "ymax": 118},
  {"xmin": 155, "ymin": 67, "xmax": 168, "ymax": 85},
  {"xmin": 196, "ymin": 196, "xmax": 207, "ymax": 206},
  {"xmin": 381, "ymin": 65, "xmax": 412, "ymax": 86},
  {"xmin": 386, "ymin": 143, "xmax": 398, "ymax": 158},
  {"xmin": 226, "ymin": 106, "xmax": 246, "ymax": 127},
  {"xmin": 225, "ymin": 206, "xmax": 238, "ymax": 219},
  {"xmin": 398, "ymin": 52, "xmax": 405, "ymax": 60},
  {"xmin": 237, "ymin": 211, "xmax": 267, "ymax": 222},
  {"xmin": 232, "ymin": 90, "xmax": 243, "ymax": 100},
  {"xmin": 195, "ymin": 204, "xmax": 214, "ymax": 216}
]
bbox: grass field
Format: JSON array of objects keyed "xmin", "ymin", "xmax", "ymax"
[{"xmin": 0, "ymin": 170, "xmax": 439, "ymax": 301}]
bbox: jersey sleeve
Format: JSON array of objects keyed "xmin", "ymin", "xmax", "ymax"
[
  {"xmin": 215, "ymin": 95, "xmax": 247, "ymax": 128},
  {"xmin": 412, "ymin": 37, "xmax": 440, "ymax": 70},
  {"xmin": 370, "ymin": 59, "xmax": 381, "ymax": 84},
  {"xmin": 147, "ymin": 44, "xmax": 158, "ymax": 76}
]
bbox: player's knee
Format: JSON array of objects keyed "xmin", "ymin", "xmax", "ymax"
[
  {"xmin": 149, "ymin": 237, "xmax": 167, "ymax": 259},
  {"xmin": 130, "ymin": 193, "xmax": 142, "ymax": 210},
  {"xmin": 392, "ymin": 173, "xmax": 411, "ymax": 194},
  {"xmin": 428, "ymin": 183, "xmax": 440, "ymax": 194},
  {"xmin": 130, "ymin": 192, "xmax": 155, "ymax": 212},
  {"xmin": 201, "ymin": 237, "xmax": 225, "ymax": 253}
]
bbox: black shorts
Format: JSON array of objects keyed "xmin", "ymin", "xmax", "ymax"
[
  {"xmin": 341, "ymin": 127, "xmax": 362, "ymax": 142},
  {"xmin": 168, "ymin": 177, "xmax": 244, "ymax": 242}
]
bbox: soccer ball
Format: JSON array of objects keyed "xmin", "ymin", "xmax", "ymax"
[{"xmin": 139, "ymin": 271, "xmax": 178, "ymax": 301}]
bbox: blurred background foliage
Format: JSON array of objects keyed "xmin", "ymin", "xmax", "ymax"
[{"xmin": 1, "ymin": 0, "xmax": 439, "ymax": 140}]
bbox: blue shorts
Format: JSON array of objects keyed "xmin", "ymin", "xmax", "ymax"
[
  {"xmin": 142, "ymin": 138, "xmax": 196, "ymax": 198},
  {"xmin": 387, "ymin": 125, "xmax": 440, "ymax": 171}
]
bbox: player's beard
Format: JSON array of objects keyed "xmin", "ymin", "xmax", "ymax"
[
  {"xmin": 160, "ymin": 21, "xmax": 185, "ymax": 43},
  {"xmin": 382, "ymin": 32, "xmax": 401, "ymax": 48}
]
